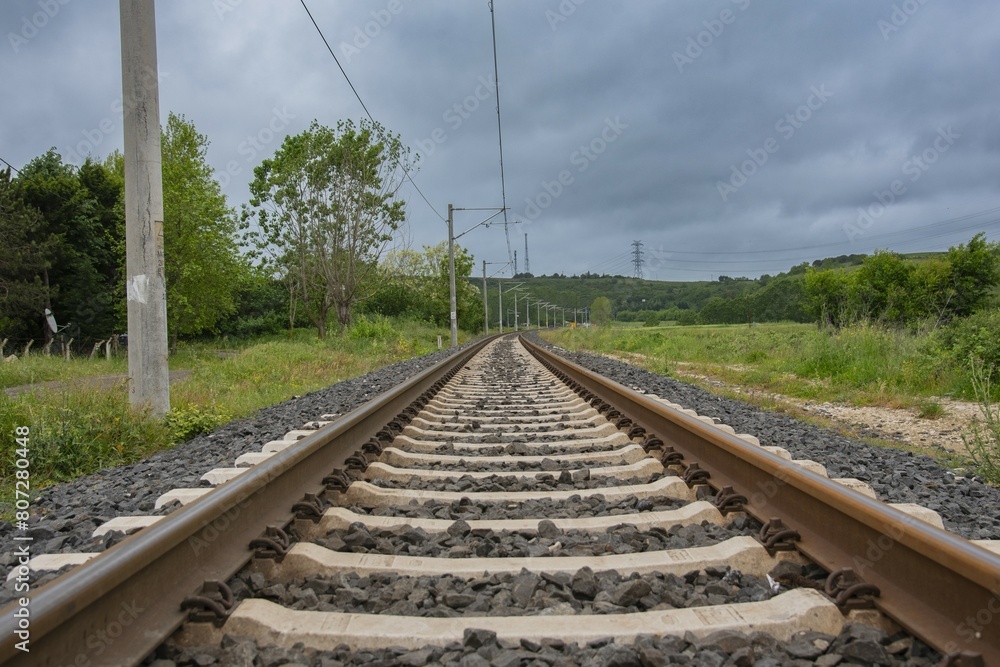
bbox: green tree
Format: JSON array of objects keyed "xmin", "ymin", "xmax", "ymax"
[
  {"xmin": 0, "ymin": 168, "xmax": 53, "ymax": 338},
  {"xmin": 378, "ymin": 242, "xmax": 482, "ymax": 331},
  {"xmin": 804, "ymin": 269, "xmax": 853, "ymax": 327},
  {"xmin": 698, "ymin": 296, "xmax": 736, "ymax": 324},
  {"xmin": 591, "ymin": 296, "xmax": 612, "ymax": 325},
  {"xmin": 109, "ymin": 113, "xmax": 246, "ymax": 341},
  {"xmin": 945, "ymin": 233, "xmax": 1000, "ymax": 318},
  {"xmin": 752, "ymin": 275, "xmax": 807, "ymax": 323},
  {"xmin": 912, "ymin": 258, "xmax": 954, "ymax": 326},
  {"xmin": 851, "ymin": 250, "xmax": 915, "ymax": 324},
  {"xmin": 161, "ymin": 114, "xmax": 245, "ymax": 339},
  {"xmin": 213, "ymin": 267, "xmax": 301, "ymax": 338},
  {"xmin": 14, "ymin": 150, "xmax": 121, "ymax": 344},
  {"xmin": 248, "ymin": 119, "xmax": 411, "ymax": 336}
]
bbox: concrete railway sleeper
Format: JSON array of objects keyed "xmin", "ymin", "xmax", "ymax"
[{"xmin": 1, "ymin": 335, "xmax": 998, "ymax": 666}]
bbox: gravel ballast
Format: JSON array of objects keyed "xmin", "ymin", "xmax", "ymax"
[
  {"xmin": 151, "ymin": 623, "xmax": 938, "ymax": 667},
  {"xmin": 347, "ymin": 495, "xmax": 689, "ymax": 521},
  {"xmin": 311, "ymin": 518, "xmax": 757, "ymax": 559},
  {"xmin": 227, "ymin": 565, "xmax": 777, "ymax": 617},
  {"xmin": 363, "ymin": 473, "xmax": 661, "ymax": 493},
  {"xmin": 430, "ymin": 441, "xmax": 621, "ymax": 456}
]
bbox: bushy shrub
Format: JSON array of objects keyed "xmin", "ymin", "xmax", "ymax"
[
  {"xmin": 941, "ymin": 309, "xmax": 1000, "ymax": 386},
  {"xmin": 347, "ymin": 314, "xmax": 400, "ymax": 342},
  {"xmin": 163, "ymin": 405, "xmax": 232, "ymax": 443}
]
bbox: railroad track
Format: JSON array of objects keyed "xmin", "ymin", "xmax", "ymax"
[{"xmin": 2, "ymin": 335, "xmax": 999, "ymax": 665}]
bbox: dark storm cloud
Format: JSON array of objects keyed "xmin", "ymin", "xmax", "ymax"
[{"xmin": 2, "ymin": 0, "xmax": 998, "ymax": 280}]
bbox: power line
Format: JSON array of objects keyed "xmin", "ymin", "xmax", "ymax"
[
  {"xmin": 647, "ymin": 217, "xmax": 1000, "ymax": 267},
  {"xmin": 654, "ymin": 205, "xmax": 1000, "ymax": 256},
  {"xmin": 582, "ymin": 217, "xmax": 999, "ymax": 277},
  {"xmin": 0, "ymin": 155, "xmax": 24, "ymax": 176},
  {"xmin": 488, "ymin": 0, "xmax": 513, "ymax": 263},
  {"xmin": 298, "ymin": 0, "xmax": 446, "ymax": 222}
]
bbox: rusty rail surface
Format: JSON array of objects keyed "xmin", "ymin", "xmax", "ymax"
[
  {"xmin": 521, "ymin": 335, "xmax": 1000, "ymax": 664},
  {"xmin": 0, "ymin": 336, "xmax": 495, "ymax": 666}
]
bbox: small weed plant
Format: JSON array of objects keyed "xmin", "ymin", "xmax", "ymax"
[
  {"xmin": 962, "ymin": 359, "xmax": 1000, "ymax": 485},
  {"xmin": 163, "ymin": 405, "xmax": 233, "ymax": 442},
  {"xmin": 916, "ymin": 400, "xmax": 946, "ymax": 420}
]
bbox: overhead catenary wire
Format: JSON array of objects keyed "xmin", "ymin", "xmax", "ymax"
[
  {"xmin": 580, "ymin": 219, "xmax": 1000, "ymax": 277},
  {"xmin": 298, "ymin": 0, "xmax": 447, "ymax": 223},
  {"xmin": 578, "ymin": 206, "xmax": 1000, "ymax": 276},
  {"xmin": 488, "ymin": 0, "xmax": 513, "ymax": 264},
  {"xmin": 639, "ymin": 218, "xmax": 1000, "ymax": 267},
  {"xmin": 0, "ymin": 155, "xmax": 24, "ymax": 176}
]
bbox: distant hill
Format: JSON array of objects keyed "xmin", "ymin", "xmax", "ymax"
[{"xmin": 473, "ymin": 251, "xmax": 948, "ymax": 326}]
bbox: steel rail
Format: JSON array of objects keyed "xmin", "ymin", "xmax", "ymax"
[
  {"xmin": 0, "ymin": 336, "xmax": 495, "ymax": 666},
  {"xmin": 521, "ymin": 335, "xmax": 1000, "ymax": 663}
]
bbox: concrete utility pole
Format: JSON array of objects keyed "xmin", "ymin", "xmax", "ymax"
[
  {"xmin": 120, "ymin": 0, "xmax": 169, "ymax": 417},
  {"xmin": 498, "ymin": 279, "xmax": 503, "ymax": 334},
  {"xmin": 514, "ymin": 291, "xmax": 519, "ymax": 331},
  {"xmin": 447, "ymin": 204, "xmax": 458, "ymax": 347},
  {"xmin": 449, "ymin": 205, "xmax": 507, "ymax": 346},
  {"xmin": 482, "ymin": 260, "xmax": 488, "ymax": 336},
  {"xmin": 501, "ymin": 283, "xmax": 523, "ymax": 332}
]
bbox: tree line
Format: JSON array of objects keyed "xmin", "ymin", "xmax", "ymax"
[
  {"xmin": 0, "ymin": 114, "xmax": 484, "ymax": 350},
  {"xmin": 572, "ymin": 240, "xmax": 998, "ymax": 328},
  {"xmin": 804, "ymin": 235, "xmax": 999, "ymax": 328}
]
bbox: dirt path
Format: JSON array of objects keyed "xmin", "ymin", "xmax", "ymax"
[
  {"xmin": 4, "ymin": 370, "xmax": 194, "ymax": 397},
  {"xmin": 603, "ymin": 352, "xmax": 979, "ymax": 456}
]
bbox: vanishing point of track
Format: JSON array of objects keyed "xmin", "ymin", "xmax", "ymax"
[{"xmin": 2, "ymin": 335, "xmax": 999, "ymax": 665}]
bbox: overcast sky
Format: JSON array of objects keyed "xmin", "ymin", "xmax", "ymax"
[{"xmin": 3, "ymin": 1, "xmax": 999, "ymax": 280}]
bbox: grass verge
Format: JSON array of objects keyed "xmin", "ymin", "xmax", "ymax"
[
  {"xmin": 0, "ymin": 316, "xmax": 470, "ymax": 517},
  {"xmin": 542, "ymin": 322, "xmax": 979, "ymax": 471},
  {"xmin": 544, "ymin": 322, "xmax": 961, "ymax": 408}
]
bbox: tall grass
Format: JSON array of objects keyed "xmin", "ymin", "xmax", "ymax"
[
  {"xmin": 1, "ymin": 386, "xmax": 169, "ymax": 485},
  {"xmin": 963, "ymin": 359, "xmax": 1000, "ymax": 484},
  {"xmin": 545, "ymin": 322, "xmax": 961, "ymax": 407}
]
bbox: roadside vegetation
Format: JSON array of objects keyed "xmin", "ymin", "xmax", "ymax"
[
  {"xmin": 546, "ymin": 321, "xmax": 995, "ymax": 405},
  {"xmin": 0, "ymin": 112, "xmax": 491, "ymax": 517},
  {"xmin": 544, "ymin": 316, "xmax": 1000, "ymax": 482},
  {"xmin": 0, "ymin": 317, "xmax": 466, "ymax": 515},
  {"xmin": 543, "ymin": 234, "xmax": 1000, "ymax": 483}
]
